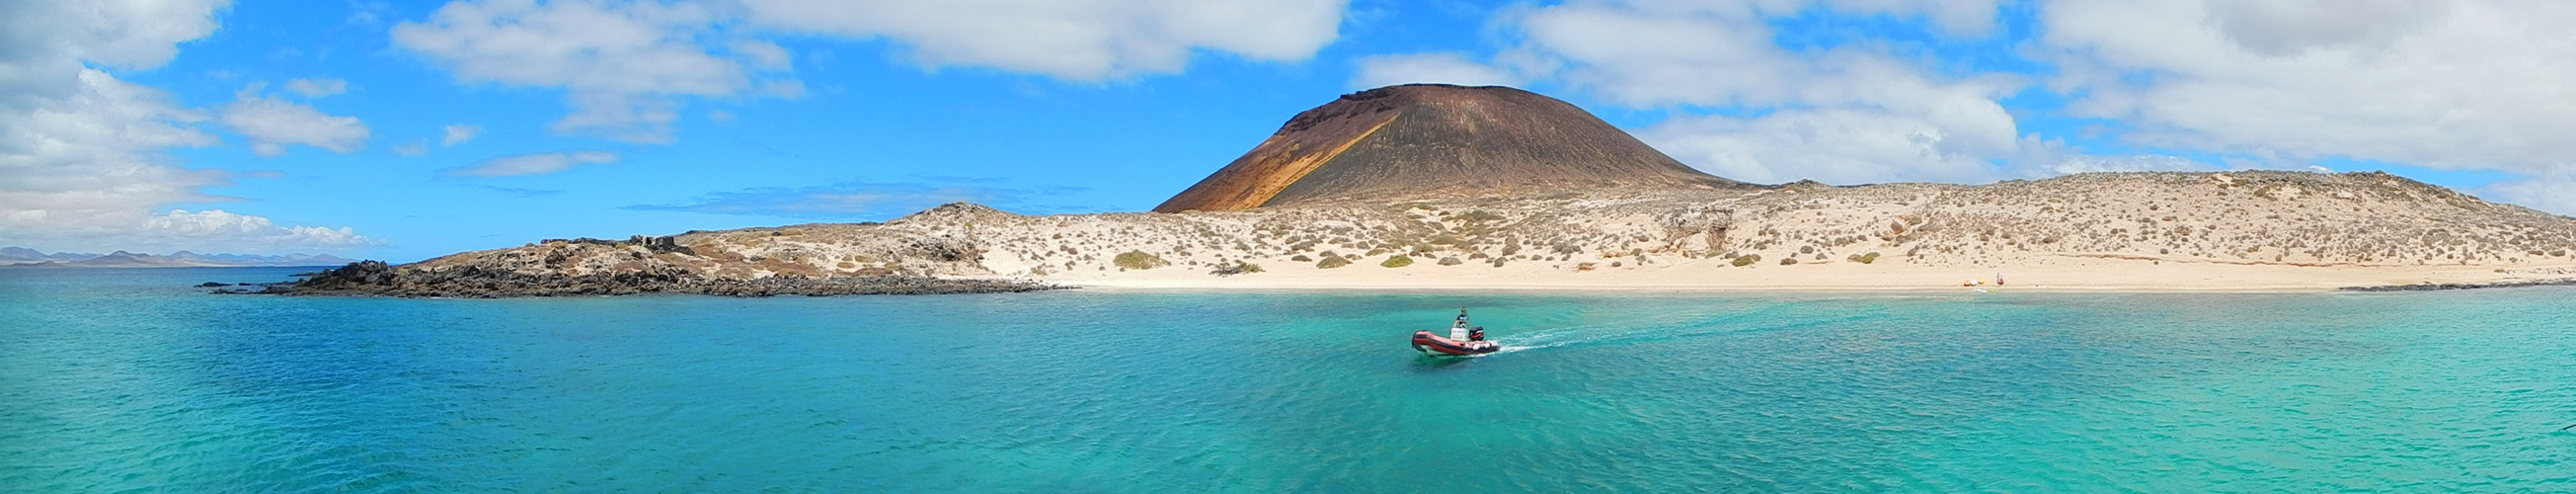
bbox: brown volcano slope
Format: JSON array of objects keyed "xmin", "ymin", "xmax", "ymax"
[{"xmin": 1154, "ymin": 84, "xmax": 1751, "ymax": 212}]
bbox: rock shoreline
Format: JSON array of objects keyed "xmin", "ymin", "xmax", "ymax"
[
  {"xmin": 2337, "ymin": 278, "xmax": 2576, "ymax": 291},
  {"xmin": 231, "ymin": 261, "xmax": 1062, "ymax": 298}
]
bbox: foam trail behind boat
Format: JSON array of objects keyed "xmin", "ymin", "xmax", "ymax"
[{"xmin": 1491, "ymin": 301, "xmax": 1810, "ymax": 354}]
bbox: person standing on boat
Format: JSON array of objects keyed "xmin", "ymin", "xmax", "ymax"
[{"xmin": 1451, "ymin": 307, "xmax": 1470, "ymax": 341}]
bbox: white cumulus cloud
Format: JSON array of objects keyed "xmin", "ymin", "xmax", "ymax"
[
  {"xmin": 1640, "ymin": 106, "xmax": 2015, "ymax": 185},
  {"xmin": 0, "ymin": 1, "xmax": 376, "ymax": 254},
  {"xmin": 393, "ymin": 0, "xmax": 766, "ymax": 143},
  {"xmin": 2039, "ymin": 0, "xmax": 2576, "ymax": 213},
  {"xmin": 392, "ymin": 0, "xmax": 1349, "ymax": 143},
  {"xmin": 1365, "ymin": 0, "xmax": 2552, "ymax": 193},
  {"xmin": 219, "ymin": 83, "xmax": 371, "ymax": 156},
  {"xmin": 1, "ymin": 69, "xmax": 224, "ymax": 229},
  {"xmin": 140, "ymin": 209, "xmax": 379, "ymax": 250},
  {"xmin": 738, "ymin": 0, "xmax": 1347, "ymax": 80},
  {"xmin": 443, "ymin": 150, "xmax": 619, "ymax": 177},
  {"xmin": 2481, "ymin": 171, "xmax": 2576, "ymax": 216},
  {"xmin": 1458, "ymin": 0, "xmax": 2033, "ymax": 185}
]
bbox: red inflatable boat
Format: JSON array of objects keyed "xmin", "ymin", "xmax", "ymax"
[{"xmin": 1412, "ymin": 328, "xmax": 1500, "ymax": 357}]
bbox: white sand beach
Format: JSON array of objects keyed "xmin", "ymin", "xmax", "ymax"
[{"xmin": 1047, "ymin": 256, "xmax": 2576, "ymax": 292}]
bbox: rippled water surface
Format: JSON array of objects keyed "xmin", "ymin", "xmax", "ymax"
[{"xmin": 5, "ymin": 267, "xmax": 2574, "ymax": 492}]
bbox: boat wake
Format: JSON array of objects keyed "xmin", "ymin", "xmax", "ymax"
[{"xmin": 1486, "ymin": 302, "xmax": 1814, "ymax": 355}]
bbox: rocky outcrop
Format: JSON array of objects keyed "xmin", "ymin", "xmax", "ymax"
[
  {"xmin": 259, "ymin": 259, "xmax": 1056, "ymax": 297},
  {"xmin": 2338, "ymin": 278, "xmax": 2576, "ymax": 291},
  {"xmin": 908, "ymin": 236, "xmax": 982, "ymax": 263},
  {"xmin": 1154, "ymin": 84, "xmax": 1752, "ymax": 212}
]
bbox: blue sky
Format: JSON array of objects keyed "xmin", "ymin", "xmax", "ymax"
[{"xmin": 7, "ymin": 0, "xmax": 2574, "ymax": 262}]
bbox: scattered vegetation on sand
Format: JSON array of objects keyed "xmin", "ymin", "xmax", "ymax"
[
  {"xmin": 1380, "ymin": 255, "xmax": 1414, "ymax": 268},
  {"xmin": 1210, "ymin": 262, "xmax": 1264, "ymax": 277},
  {"xmin": 1113, "ymin": 251, "xmax": 1169, "ymax": 270},
  {"xmin": 382, "ymin": 171, "xmax": 2576, "ymax": 295}
]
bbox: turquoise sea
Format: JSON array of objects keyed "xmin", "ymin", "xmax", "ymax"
[{"xmin": 3, "ymin": 267, "xmax": 2572, "ymax": 492}]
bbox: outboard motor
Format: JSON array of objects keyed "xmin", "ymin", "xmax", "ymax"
[{"xmin": 1469, "ymin": 326, "xmax": 1485, "ymax": 341}]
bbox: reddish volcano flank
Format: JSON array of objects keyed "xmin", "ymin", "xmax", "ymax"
[{"xmin": 1154, "ymin": 84, "xmax": 1749, "ymax": 212}]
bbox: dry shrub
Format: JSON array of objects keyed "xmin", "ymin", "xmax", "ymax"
[
  {"xmin": 1113, "ymin": 251, "xmax": 1169, "ymax": 270},
  {"xmin": 1210, "ymin": 262, "xmax": 1265, "ymax": 277}
]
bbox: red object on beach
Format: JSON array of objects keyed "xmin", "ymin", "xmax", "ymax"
[{"xmin": 1412, "ymin": 330, "xmax": 1500, "ymax": 356}]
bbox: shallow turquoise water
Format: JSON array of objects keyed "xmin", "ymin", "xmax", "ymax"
[{"xmin": 3, "ymin": 268, "xmax": 2572, "ymax": 492}]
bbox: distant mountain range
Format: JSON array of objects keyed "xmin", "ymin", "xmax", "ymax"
[{"xmin": 1, "ymin": 247, "xmax": 354, "ymax": 268}]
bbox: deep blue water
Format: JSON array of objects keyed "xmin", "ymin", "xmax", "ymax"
[{"xmin": 3, "ymin": 267, "xmax": 2572, "ymax": 492}]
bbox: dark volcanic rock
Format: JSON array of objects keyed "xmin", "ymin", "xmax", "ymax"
[
  {"xmin": 256, "ymin": 261, "xmax": 1059, "ymax": 298},
  {"xmin": 298, "ymin": 260, "xmax": 397, "ymax": 289},
  {"xmin": 1155, "ymin": 84, "xmax": 1753, "ymax": 212},
  {"xmin": 2337, "ymin": 278, "xmax": 2576, "ymax": 291},
  {"xmin": 908, "ymin": 236, "xmax": 982, "ymax": 263}
]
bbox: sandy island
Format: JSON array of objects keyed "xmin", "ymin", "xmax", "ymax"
[{"xmin": 263, "ymin": 86, "xmax": 2576, "ymax": 298}]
